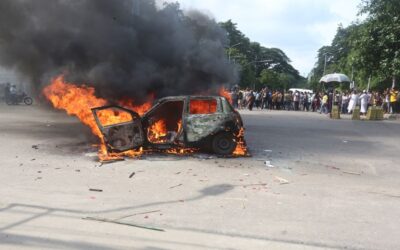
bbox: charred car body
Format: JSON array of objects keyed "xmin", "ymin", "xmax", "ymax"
[{"xmin": 92, "ymin": 96, "xmax": 244, "ymax": 155}]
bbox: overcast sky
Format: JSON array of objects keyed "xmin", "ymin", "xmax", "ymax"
[{"xmin": 174, "ymin": 0, "xmax": 362, "ymax": 76}]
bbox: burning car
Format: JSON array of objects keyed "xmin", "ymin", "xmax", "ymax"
[{"xmin": 91, "ymin": 96, "xmax": 245, "ymax": 156}]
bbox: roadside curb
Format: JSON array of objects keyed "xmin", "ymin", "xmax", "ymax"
[{"xmin": 384, "ymin": 114, "xmax": 400, "ymax": 120}]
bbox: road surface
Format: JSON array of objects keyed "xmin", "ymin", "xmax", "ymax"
[{"xmin": 0, "ymin": 104, "xmax": 399, "ymax": 250}]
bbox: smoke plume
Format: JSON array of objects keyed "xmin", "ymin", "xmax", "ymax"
[{"xmin": 0, "ymin": 0, "xmax": 237, "ymax": 103}]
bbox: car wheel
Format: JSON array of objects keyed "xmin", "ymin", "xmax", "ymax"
[
  {"xmin": 211, "ymin": 132, "xmax": 237, "ymax": 155},
  {"xmin": 24, "ymin": 97, "xmax": 33, "ymax": 105}
]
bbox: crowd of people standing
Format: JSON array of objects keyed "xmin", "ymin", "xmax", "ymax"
[
  {"xmin": 229, "ymin": 87, "xmax": 400, "ymax": 115},
  {"xmin": 230, "ymin": 88, "xmax": 315, "ymax": 112}
]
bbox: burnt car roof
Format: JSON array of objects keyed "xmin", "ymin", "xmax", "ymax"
[
  {"xmin": 157, "ymin": 95, "xmax": 224, "ymax": 101},
  {"xmin": 146, "ymin": 95, "xmax": 231, "ymax": 117}
]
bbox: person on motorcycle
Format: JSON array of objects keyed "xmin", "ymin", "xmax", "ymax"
[
  {"xmin": 9, "ymin": 85, "xmax": 17, "ymax": 104},
  {"xmin": 5, "ymin": 85, "xmax": 33, "ymax": 105}
]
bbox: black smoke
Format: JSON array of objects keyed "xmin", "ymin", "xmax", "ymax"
[{"xmin": 0, "ymin": 0, "xmax": 237, "ymax": 103}]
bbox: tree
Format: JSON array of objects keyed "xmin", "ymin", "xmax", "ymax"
[
  {"xmin": 219, "ymin": 20, "xmax": 305, "ymax": 90},
  {"xmin": 311, "ymin": 0, "xmax": 400, "ymax": 91},
  {"xmin": 259, "ymin": 69, "xmax": 279, "ymax": 89},
  {"xmin": 359, "ymin": 0, "xmax": 400, "ymax": 87}
]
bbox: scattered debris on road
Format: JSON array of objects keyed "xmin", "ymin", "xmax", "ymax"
[
  {"xmin": 100, "ymin": 158, "xmax": 125, "ymax": 164},
  {"xmin": 243, "ymin": 183, "xmax": 267, "ymax": 187},
  {"xmin": 264, "ymin": 160, "xmax": 275, "ymax": 168},
  {"xmin": 89, "ymin": 188, "xmax": 103, "ymax": 192},
  {"xmin": 82, "ymin": 217, "xmax": 164, "ymax": 232},
  {"xmin": 169, "ymin": 183, "xmax": 183, "ymax": 189},
  {"xmin": 32, "ymin": 145, "xmax": 39, "ymax": 150},
  {"xmin": 129, "ymin": 172, "xmax": 136, "ymax": 178},
  {"xmin": 275, "ymin": 176, "xmax": 290, "ymax": 184},
  {"xmin": 326, "ymin": 165, "xmax": 340, "ymax": 170},
  {"xmin": 342, "ymin": 171, "xmax": 361, "ymax": 175},
  {"xmin": 117, "ymin": 210, "xmax": 162, "ymax": 220}
]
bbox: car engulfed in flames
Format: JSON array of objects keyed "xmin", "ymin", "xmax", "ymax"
[
  {"xmin": 43, "ymin": 76, "xmax": 248, "ymax": 162},
  {"xmin": 92, "ymin": 95, "xmax": 247, "ymax": 158}
]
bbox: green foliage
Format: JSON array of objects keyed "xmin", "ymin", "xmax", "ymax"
[
  {"xmin": 311, "ymin": 0, "xmax": 400, "ymax": 91},
  {"xmin": 220, "ymin": 20, "xmax": 305, "ymax": 90}
]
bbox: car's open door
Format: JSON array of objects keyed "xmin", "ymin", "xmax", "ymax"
[{"xmin": 91, "ymin": 106, "xmax": 144, "ymax": 152}]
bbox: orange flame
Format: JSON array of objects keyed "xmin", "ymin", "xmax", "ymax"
[
  {"xmin": 43, "ymin": 75, "xmax": 153, "ymax": 161},
  {"xmin": 42, "ymin": 75, "xmax": 107, "ymax": 139},
  {"xmin": 43, "ymin": 76, "xmax": 248, "ymax": 160},
  {"xmin": 233, "ymin": 128, "xmax": 248, "ymax": 156},
  {"xmin": 219, "ymin": 87, "xmax": 232, "ymax": 104},
  {"xmin": 219, "ymin": 88, "xmax": 248, "ymax": 156},
  {"xmin": 96, "ymin": 109, "xmax": 133, "ymax": 127},
  {"xmin": 118, "ymin": 98, "xmax": 152, "ymax": 116},
  {"xmin": 190, "ymin": 99, "xmax": 217, "ymax": 114},
  {"xmin": 148, "ymin": 119, "xmax": 168, "ymax": 143},
  {"xmin": 177, "ymin": 120, "xmax": 182, "ymax": 132}
]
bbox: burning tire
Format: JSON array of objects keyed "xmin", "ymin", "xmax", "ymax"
[
  {"xmin": 23, "ymin": 97, "xmax": 33, "ymax": 105},
  {"xmin": 211, "ymin": 132, "xmax": 237, "ymax": 155}
]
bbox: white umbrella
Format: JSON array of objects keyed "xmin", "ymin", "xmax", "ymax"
[
  {"xmin": 319, "ymin": 73, "xmax": 351, "ymax": 118},
  {"xmin": 319, "ymin": 73, "xmax": 350, "ymax": 84}
]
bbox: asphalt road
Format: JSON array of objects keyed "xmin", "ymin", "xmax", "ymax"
[{"xmin": 0, "ymin": 104, "xmax": 399, "ymax": 250}]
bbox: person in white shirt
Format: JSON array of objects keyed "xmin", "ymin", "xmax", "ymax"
[
  {"xmin": 359, "ymin": 90, "xmax": 369, "ymax": 115},
  {"xmin": 347, "ymin": 90, "xmax": 359, "ymax": 114},
  {"xmin": 293, "ymin": 91, "xmax": 300, "ymax": 111}
]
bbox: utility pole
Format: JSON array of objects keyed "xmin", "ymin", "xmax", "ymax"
[
  {"xmin": 323, "ymin": 53, "xmax": 327, "ymax": 76},
  {"xmin": 392, "ymin": 75, "xmax": 396, "ymax": 89},
  {"xmin": 351, "ymin": 65, "xmax": 354, "ymax": 89},
  {"xmin": 253, "ymin": 55, "xmax": 257, "ymax": 90},
  {"xmin": 367, "ymin": 75, "xmax": 371, "ymax": 92},
  {"xmin": 351, "ymin": 66, "xmax": 354, "ymax": 82}
]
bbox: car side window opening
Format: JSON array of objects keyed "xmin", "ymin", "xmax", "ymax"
[
  {"xmin": 146, "ymin": 100, "xmax": 184, "ymax": 144},
  {"xmin": 189, "ymin": 99, "xmax": 217, "ymax": 114}
]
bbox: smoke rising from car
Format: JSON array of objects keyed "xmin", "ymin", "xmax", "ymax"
[{"xmin": 0, "ymin": 0, "xmax": 237, "ymax": 103}]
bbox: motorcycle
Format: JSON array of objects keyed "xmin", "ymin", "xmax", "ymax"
[{"xmin": 6, "ymin": 92, "xmax": 33, "ymax": 105}]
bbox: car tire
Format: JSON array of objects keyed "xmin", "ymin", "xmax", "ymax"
[
  {"xmin": 24, "ymin": 97, "xmax": 33, "ymax": 105},
  {"xmin": 211, "ymin": 132, "xmax": 237, "ymax": 155}
]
